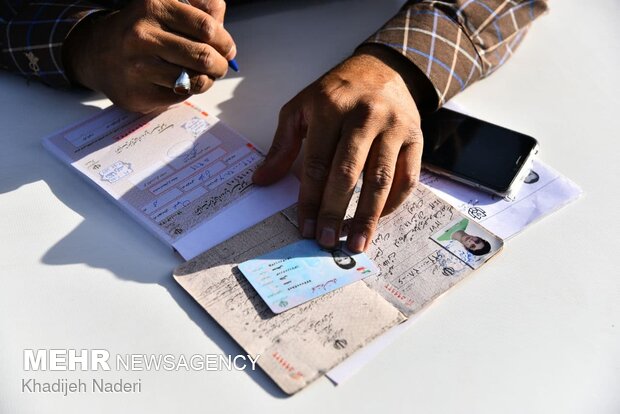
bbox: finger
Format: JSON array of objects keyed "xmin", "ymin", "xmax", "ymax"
[
  {"xmin": 147, "ymin": 84, "xmax": 189, "ymax": 107},
  {"xmin": 347, "ymin": 134, "xmax": 401, "ymax": 253},
  {"xmin": 139, "ymin": 58, "xmax": 214, "ymax": 94},
  {"xmin": 161, "ymin": 2, "xmax": 236, "ymax": 60},
  {"xmin": 382, "ymin": 140, "xmax": 423, "ymax": 216},
  {"xmin": 252, "ymin": 101, "xmax": 305, "ymax": 186},
  {"xmin": 188, "ymin": 71, "xmax": 215, "ymax": 94},
  {"xmin": 314, "ymin": 119, "xmax": 377, "ymax": 249},
  {"xmin": 154, "ymin": 30, "xmax": 228, "ymax": 78},
  {"xmin": 117, "ymin": 84, "xmax": 187, "ymax": 114},
  {"xmin": 189, "ymin": 0, "xmax": 226, "ymax": 23},
  {"xmin": 296, "ymin": 113, "xmax": 342, "ymax": 241}
]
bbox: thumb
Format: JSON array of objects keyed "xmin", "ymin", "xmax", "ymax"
[{"xmin": 252, "ymin": 103, "xmax": 305, "ymax": 185}]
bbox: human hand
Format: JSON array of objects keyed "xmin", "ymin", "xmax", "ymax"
[
  {"xmin": 63, "ymin": 0, "xmax": 235, "ymax": 113},
  {"xmin": 253, "ymin": 45, "xmax": 433, "ymax": 253}
]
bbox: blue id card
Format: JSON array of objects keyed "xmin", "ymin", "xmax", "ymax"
[{"xmin": 238, "ymin": 240, "xmax": 379, "ymax": 313}]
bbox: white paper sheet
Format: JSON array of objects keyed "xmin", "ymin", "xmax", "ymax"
[{"xmin": 421, "ymin": 159, "xmax": 583, "ymax": 240}]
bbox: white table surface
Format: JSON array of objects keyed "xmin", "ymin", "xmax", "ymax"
[{"xmin": 1, "ymin": 0, "xmax": 619, "ymax": 412}]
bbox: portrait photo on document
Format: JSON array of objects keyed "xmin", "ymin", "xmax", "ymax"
[{"xmin": 430, "ymin": 218, "xmax": 503, "ymax": 269}]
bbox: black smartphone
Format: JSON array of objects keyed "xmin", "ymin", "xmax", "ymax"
[{"xmin": 421, "ymin": 108, "xmax": 539, "ymax": 197}]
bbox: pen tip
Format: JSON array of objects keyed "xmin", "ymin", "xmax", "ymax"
[{"xmin": 229, "ymin": 59, "xmax": 239, "ymax": 72}]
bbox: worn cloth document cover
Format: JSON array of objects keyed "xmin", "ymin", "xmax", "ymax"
[{"xmin": 174, "ymin": 185, "xmax": 503, "ymax": 394}]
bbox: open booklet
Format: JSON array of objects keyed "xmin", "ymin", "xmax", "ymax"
[
  {"xmin": 42, "ymin": 102, "xmax": 299, "ymax": 260},
  {"xmin": 43, "ymin": 101, "xmax": 581, "ymax": 395},
  {"xmin": 43, "ymin": 102, "xmax": 505, "ymax": 394},
  {"xmin": 173, "ymin": 184, "xmax": 504, "ymax": 394}
]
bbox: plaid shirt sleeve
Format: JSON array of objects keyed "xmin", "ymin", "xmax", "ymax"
[
  {"xmin": 0, "ymin": 0, "xmax": 113, "ymax": 88},
  {"xmin": 364, "ymin": 0, "xmax": 549, "ymax": 108}
]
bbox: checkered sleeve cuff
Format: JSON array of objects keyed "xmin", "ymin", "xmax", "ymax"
[
  {"xmin": 0, "ymin": 1, "xmax": 109, "ymax": 88},
  {"xmin": 363, "ymin": 0, "xmax": 548, "ymax": 107}
]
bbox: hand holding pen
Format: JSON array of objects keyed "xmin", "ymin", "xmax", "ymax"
[
  {"xmin": 174, "ymin": 0, "xmax": 238, "ymax": 94},
  {"xmin": 64, "ymin": 0, "xmax": 237, "ymax": 113}
]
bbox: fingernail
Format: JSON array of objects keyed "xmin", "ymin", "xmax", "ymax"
[
  {"xmin": 227, "ymin": 44, "xmax": 237, "ymax": 61},
  {"xmin": 349, "ymin": 234, "xmax": 367, "ymax": 253},
  {"xmin": 302, "ymin": 219, "xmax": 316, "ymax": 238},
  {"xmin": 319, "ymin": 227, "xmax": 336, "ymax": 247}
]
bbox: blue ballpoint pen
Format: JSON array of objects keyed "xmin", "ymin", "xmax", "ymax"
[{"xmin": 174, "ymin": 0, "xmax": 238, "ymax": 93}]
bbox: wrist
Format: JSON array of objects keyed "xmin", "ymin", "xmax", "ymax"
[{"xmin": 354, "ymin": 44, "xmax": 437, "ymax": 112}]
